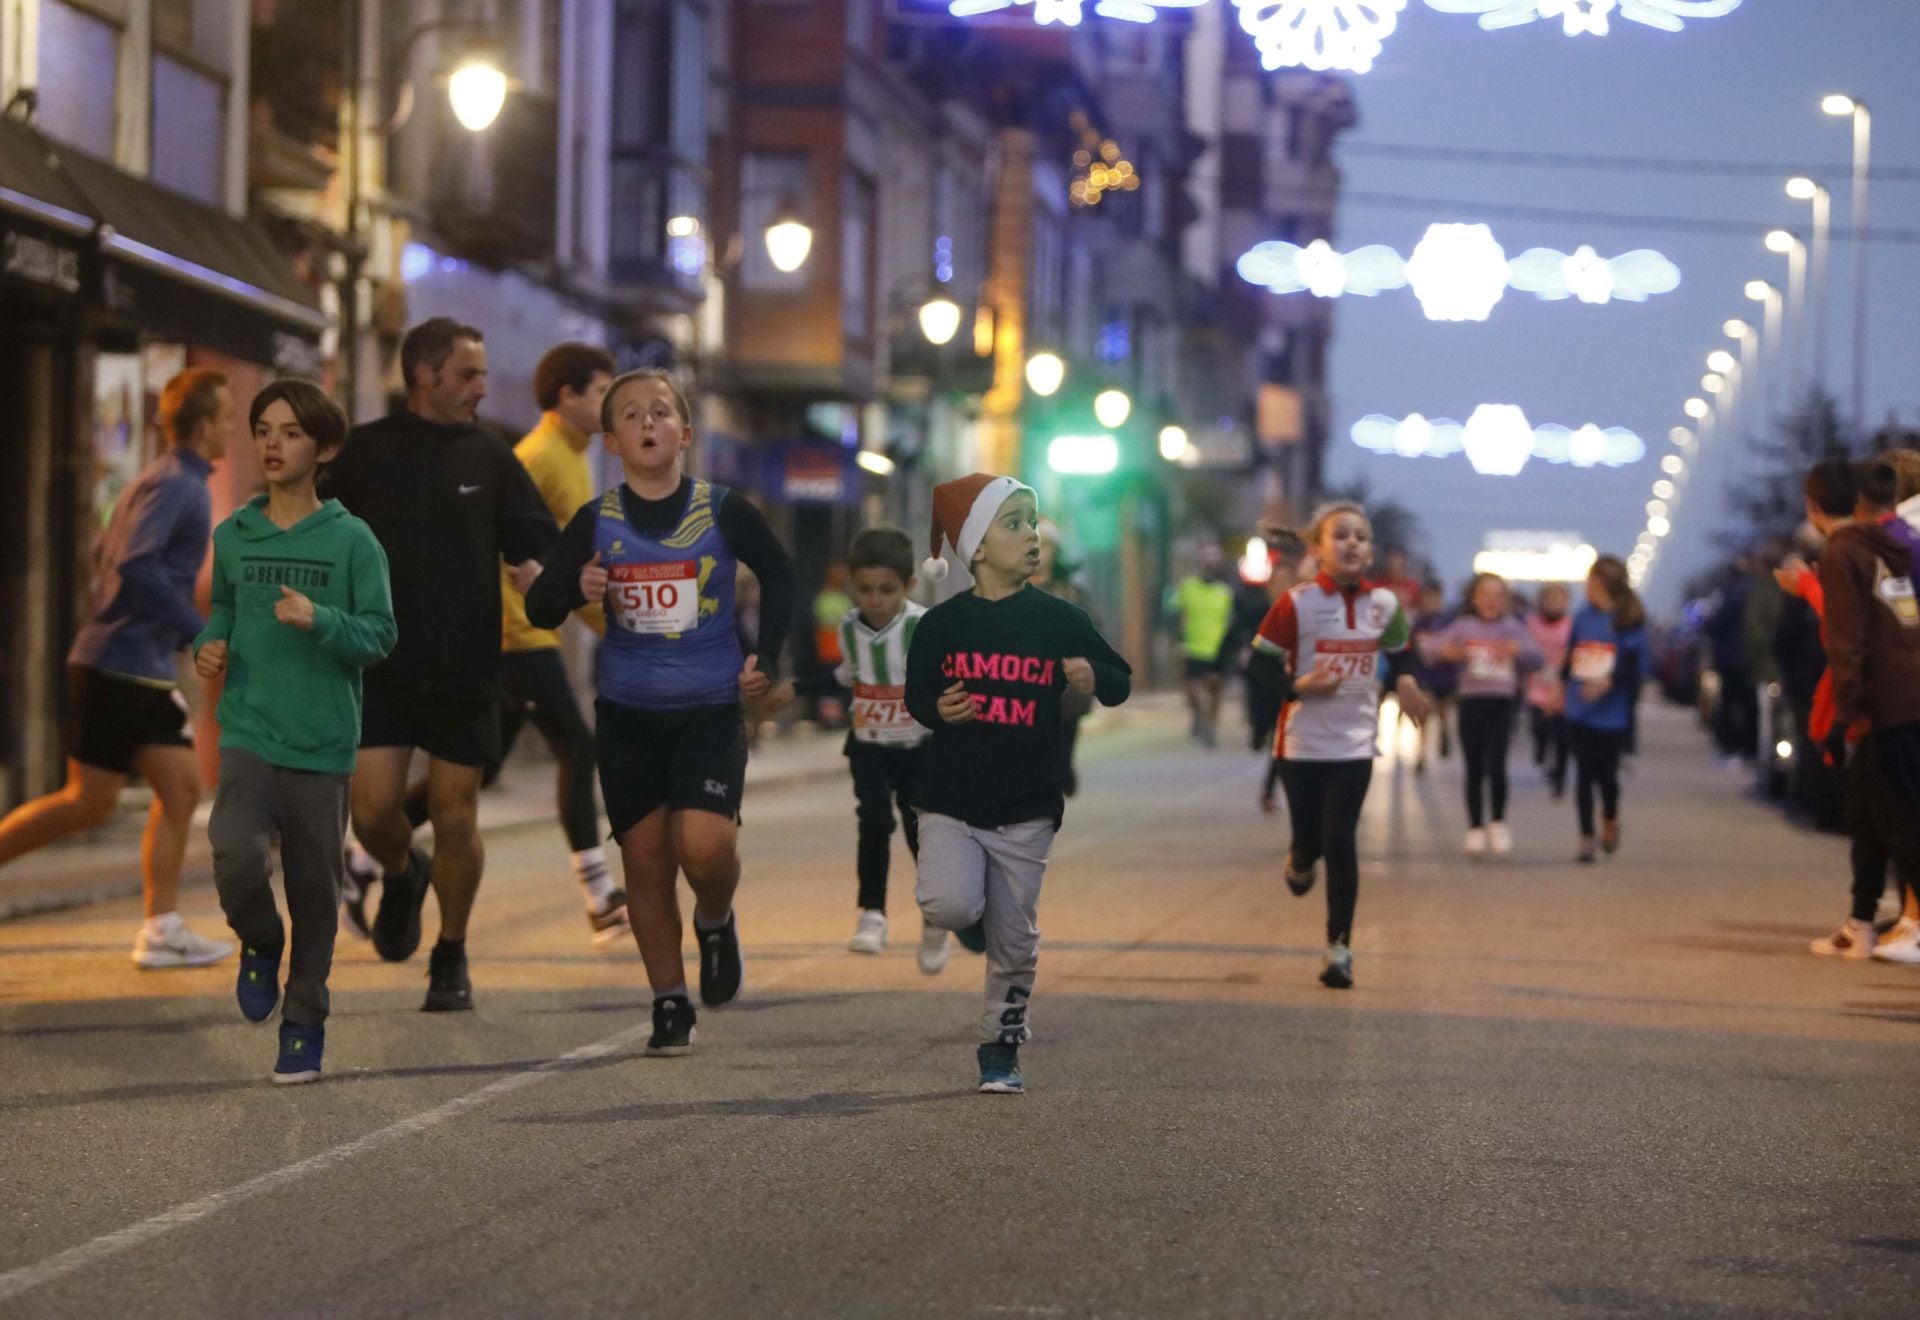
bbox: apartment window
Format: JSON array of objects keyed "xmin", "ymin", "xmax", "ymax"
[
  {"xmin": 151, "ymin": 53, "xmax": 224, "ymax": 203},
  {"xmin": 841, "ymin": 170, "xmax": 874, "ymax": 341},
  {"xmin": 608, "ymin": 0, "xmax": 710, "ymax": 285},
  {"xmin": 36, "ymin": 0, "xmax": 119, "ymax": 158},
  {"xmin": 739, "ymin": 152, "xmax": 810, "ymax": 292}
]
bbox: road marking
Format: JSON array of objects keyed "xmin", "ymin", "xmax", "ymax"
[{"xmin": 0, "ymin": 958, "xmax": 819, "ymax": 1303}]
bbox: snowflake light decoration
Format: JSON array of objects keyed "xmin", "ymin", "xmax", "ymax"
[
  {"xmin": 1404, "ymin": 223, "xmax": 1509, "ymax": 322},
  {"xmin": 1352, "ymin": 412, "xmax": 1646, "ymax": 473},
  {"xmin": 1423, "ymin": 0, "xmax": 1742, "ymax": 37},
  {"xmin": 948, "ymin": 0, "xmax": 1088, "ymax": 26},
  {"xmin": 1230, "ymin": 1, "xmax": 1409, "ymax": 73},
  {"xmin": 1235, "ymin": 239, "xmax": 1408, "ymax": 298},
  {"xmin": 1506, "ymin": 245, "xmax": 1681, "ymax": 304}
]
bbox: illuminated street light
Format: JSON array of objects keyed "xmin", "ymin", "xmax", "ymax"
[
  {"xmin": 764, "ymin": 202, "xmax": 814, "ymax": 274},
  {"xmin": 1670, "ymin": 427, "xmax": 1693, "ymax": 447},
  {"xmin": 1158, "ymin": 425, "xmax": 1191, "ymax": 463},
  {"xmin": 1745, "ymin": 280, "xmax": 1774, "ymax": 303},
  {"xmin": 1821, "ymin": 93, "xmax": 1858, "ymax": 117},
  {"xmin": 1025, "ymin": 352, "xmax": 1066, "ymax": 397},
  {"xmin": 1683, "ymin": 398, "xmax": 1710, "ymax": 420},
  {"xmin": 1786, "ymin": 176, "xmax": 1818, "ymax": 201},
  {"xmin": 1646, "ymin": 499, "xmax": 1669, "ymax": 518},
  {"xmin": 1653, "ymin": 480, "xmax": 1675, "ymax": 499},
  {"xmin": 1661, "ymin": 455, "xmax": 1684, "ymax": 475},
  {"xmin": 856, "ymin": 450, "xmax": 895, "ymax": 476},
  {"xmin": 1648, "ymin": 515, "xmax": 1672, "ymax": 537},
  {"xmin": 1093, "ymin": 389, "xmax": 1133, "ymax": 429},
  {"xmin": 1765, "ymin": 229, "xmax": 1797, "ymax": 255},
  {"xmin": 448, "ymin": 50, "xmax": 509, "ymax": 131},
  {"xmin": 1707, "ymin": 350, "xmax": 1737, "ymax": 375},
  {"xmin": 1701, "ymin": 374, "xmax": 1724, "ymax": 395},
  {"xmin": 918, "ymin": 295, "xmax": 962, "ymax": 346},
  {"xmin": 1723, "ymin": 319, "xmax": 1750, "ymax": 340}
]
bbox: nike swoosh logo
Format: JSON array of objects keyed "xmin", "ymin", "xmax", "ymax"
[{"xmin": 458, "ymin": 484, "xmax": 482, "ymax": 495}]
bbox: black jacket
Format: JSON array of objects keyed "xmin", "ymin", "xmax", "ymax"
[{"xmin": 323, "ymin": 411, "xmax": 556, "ymax": 699}]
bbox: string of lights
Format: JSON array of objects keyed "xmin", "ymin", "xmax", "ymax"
[{"xmin": 1338, "ymin": 140, "xmax": 1920, "ymax": 186}]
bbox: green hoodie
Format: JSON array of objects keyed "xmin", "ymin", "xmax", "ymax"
[{"xmin": 194, "ymin": 496, "xmax": 395, "ymax": 774}]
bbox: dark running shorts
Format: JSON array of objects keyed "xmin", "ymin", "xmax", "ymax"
[
  {"xmin": 66, "ymin": 666, "xmax": 191, "ymax": 774},
  {"xmin": 1184, "ymin": 654, "xmax": 1227, "ymax": 680},
  {"xmin": 360, "ymin": 669, "xmax": 501, "ymax": 768},
  {"xmin": 595, "ymin": 700, "xmax": 748, "ymax": 837}
]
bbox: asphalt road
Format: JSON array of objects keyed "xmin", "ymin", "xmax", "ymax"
[{"xmin": 2, "ymin": 699, "xmax": 1917, "ymax": 1319}]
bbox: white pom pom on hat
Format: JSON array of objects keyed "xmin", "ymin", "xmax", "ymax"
[
  {"xmin": 925, "ymin": 474, "xmax": 1035, "ymax": 581},
  {"xmin": 921, "ymin": 555, "xmax": 949, "ymax": 582}
]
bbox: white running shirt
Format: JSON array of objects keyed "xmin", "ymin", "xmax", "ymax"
[
  {"xmin": 836, "ymin": 602, "xmax": 930, "ymax": 746},
  {"xmin": 1253, "ymin": 574, "xmax": 1412, "ymax": 762}
]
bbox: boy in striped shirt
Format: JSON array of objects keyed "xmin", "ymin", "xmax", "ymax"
[{"xmin": 799, "ymin": 528, "xmax": 949, "ymax": 972}]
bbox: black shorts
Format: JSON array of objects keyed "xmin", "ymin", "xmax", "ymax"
[
  {"xmin": 1184, "ymin": 654, "xmax": 1226, "ymax": 680},
  {"xmin": 359, "ymin": 669, "xmax": 501, "ymax": 768},
  {"xmin": 65, "ymin": 666, "xmax": 191, "ymax": 774},
  {"xmin": 595, "ymin": 700, "xmax": 747, "ymax": 836}
]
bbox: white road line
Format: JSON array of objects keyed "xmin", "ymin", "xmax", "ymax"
[{"xmin": 0, "ymin": 958, "xmax": 817, "ymax": 1304}]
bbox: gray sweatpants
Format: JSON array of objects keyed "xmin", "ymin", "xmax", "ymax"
[
  {"xmin": 209, "ymin": 747, "xmax": 350, "ymax": 1027},
  {"xmin": 915, "ymin": 812, "xmax": 1054, "ymax": 1046}
]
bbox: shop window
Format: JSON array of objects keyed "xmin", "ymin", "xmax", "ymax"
[
  {"xmin": 151, "ymin": 53, "xmax": 224, "ymax": 204},
  {"xmin": 36, "ymin": 0, "xmax": 119, "ymax": 158}
]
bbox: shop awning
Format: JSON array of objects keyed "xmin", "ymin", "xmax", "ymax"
[
  {"xmin": 0, "ymin": 117, "xmax": 91, "ymax": 308},
  {"xmin": 0, "ymin": 116, "xmax": 328, "ymax": 371}
]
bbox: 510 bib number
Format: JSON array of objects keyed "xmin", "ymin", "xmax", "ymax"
[{"xmin": 609, "ymin": 561, "xmax": 699, "ymax": 635}]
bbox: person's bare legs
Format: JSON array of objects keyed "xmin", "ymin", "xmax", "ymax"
[
  {"xmin": 0, "ymin": 759, "xmax": 125, "ymax": 868},
  {"xmin": 674, "ymin": 809, "xmax": 741, "ymax": 929},
  {"xmin": 130, "ymin": 745, "xmax": 200, "ymax": 918},
  {"xmin": 350, "ymin": 746, "xmax": 414, "ymax": 874},
  {"xmin": 618, "ymin": 808, "xmax": 684, "ymax": 994},
  {"xmin": 424, "ymin": 757, "xmax": 484, "ymax": 941}
]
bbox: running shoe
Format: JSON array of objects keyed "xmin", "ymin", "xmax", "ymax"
[
  {"xmin": 272, "ymin": 1023, "xmax": 324, "ymax": 1085},
  {"xmin": 236, "ymin": 941, "xmax": 283, "ymax": 1023},
  {"xmin": 698, "ymin": 911, "xmax": 744, "ymax": 1006},
  {"xmin": 1284, "ymin": 855, "xmax": 1318, "ymax": 897},
  {"xmin": 1577, "ymin": 836, "xmax": 1598, "ymax": 865},
  {"xmin": 954, "ymin": 920, "xmax": 987, "ymax": 954},
  {"xmin": 849, "ymin": 909, "xmax": 888, "ymax": 955},
  {"xmin": 341, "ymin": 846, "xmax": 379, "ymax": 940},
  {"xmin": 1810, "ymin": 918, "xmax": 1876, "ymax": 960},
  {"xmin": 372, "ymin": 845, "xmax": 431, "ymax": 964},
  {"xmin": 1488, "ymin": 823, "xmax": 1513, "ymax": 856},
  {"xmin": 588, "ymin": 890, "xmax": 631, "ymax": 947},
  {"xmin": 977, "ymin": 1042, "xmax": 1024, "ymax": 1094},
  {"xmin": 1871, "ymin": 918, "xmax": 1920, "ymax": 964},
  {"xmin": 132, "ymin": 919, "xmax": 234, "ymax": 969},
  {"xmin": 1600, "ymin": 819, "xmax": 1622, "ymax": 855},
  {"xmin": 1464, "ymin": 828, "xmax": 1490, "ymax": 857},
  {"xmin": 646, "ymin": 994, "xmax": 697, "ymax": 1056},
  {"xmin": 918, "ymin": 924, "xmax": 951, "ymax": 976},
  {"xmin": 422, "ymin": 941, "xmax": 474, "ymax": 1012},
  {"xmin": 1319, "ymin": 941, "xmax": 1354, "ymax": 990}
]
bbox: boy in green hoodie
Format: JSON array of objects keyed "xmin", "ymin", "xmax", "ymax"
[{"xmin": 193, "ymin": 379, "xmax": 395, "ymax": 1083}]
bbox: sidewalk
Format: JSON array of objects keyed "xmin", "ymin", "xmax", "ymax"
[{"xmin": 0, "ymin": 724, "xmax": 851, "ymax": 922}]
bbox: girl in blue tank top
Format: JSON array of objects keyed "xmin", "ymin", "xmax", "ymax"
[{"xmin": 526, "ymin": 370, "xmax": 796, "ymax": 1056}]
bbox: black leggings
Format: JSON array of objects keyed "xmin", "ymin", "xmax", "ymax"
[
  {"xmin": 404, "ymin": 649, "xmax": 600, "ymax": 851},
  {"xmin": 1570, "ymin": 723, "xmax": 1626, "ymax": 837},
  {"xmin": 1529, "ymin": 704, "xmax": 1568, "ymax": 787},
  {"xmin": 1458, "ymin": 697, "xmax": 1516, "ymax": 828},
  {"xmin": 1846, "ymin": 732, "xmax": 1920, "ymax": 924},
  {"xmin": 848, "ymin": 739, "xmax": 926, "ymax": 911},
  {"xmin": 1279, "ymin": 759, "xmax": 1373, "ymax": 945}
]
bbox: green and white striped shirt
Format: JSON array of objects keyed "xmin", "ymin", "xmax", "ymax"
[{"xmin": 837, "ymin": 602, "xmax": 930, "ymax": 746}]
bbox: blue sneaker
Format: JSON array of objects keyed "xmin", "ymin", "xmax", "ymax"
[
  {"xmin": 954, "ymin": 921, "xmax": 987, "ymax": 954},
  {"xmin": 272, "ymin": 1023, "xmax": 324, "ymax": 1085},
  {"xmin": 977, "ymin": 1042, "xmax": 1023, "ymax": 1094},
  {"xmin": 236, "ymin": 941, "xmax": 283, "ymax": 1023}
]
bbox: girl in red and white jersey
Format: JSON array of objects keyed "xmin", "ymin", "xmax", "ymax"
[{"xmin": 1247, "ymin": 503, "xmax": 1432, "ymax": 988}]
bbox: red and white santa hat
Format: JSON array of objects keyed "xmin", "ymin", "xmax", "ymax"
[{"xmin": 922, "ymin": 473, "xmax": 1036, "ymax": 582}]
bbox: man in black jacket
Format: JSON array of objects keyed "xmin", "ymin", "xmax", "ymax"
[{"xmin": 325, "ymin": 317, "xmax": 557, "ymax": 1010}]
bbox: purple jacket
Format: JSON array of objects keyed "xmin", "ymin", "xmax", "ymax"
[{"xmin": 1426, "ymin": 613, "xmax": 1544, "ymax": 699}]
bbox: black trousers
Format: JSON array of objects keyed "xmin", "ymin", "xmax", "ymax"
[
  {"xmin": 1458, "ymin": 697, "xmax": 1517, "ymax": 828},
  {"xmin": 404, "ymin": 649, "xmax": 600, "ymax": 851},
  {"xmin": 1846, "ymin": 727, "xmax": 1920, "ymax": 924},
  {"xmin": 1529, "ymin": 703, "xmax": 1569, "ymax": 788},
  {"xmin": 1570, "ymin": 723, "xmax": 1626, "ymax": 836},
  {"xmin": 848, "ymin": 739, "xmax": 927, "ymax": 911},
  {"xmin": 1278, "ymin": 759, "xmax": 1373, "ymax": 945},
  {"xmin": 1713, "ymin": 668, "xmax": 1759, "ymax": 760}
]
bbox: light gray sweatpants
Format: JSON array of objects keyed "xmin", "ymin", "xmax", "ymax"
[
  {"xmin": 915, "ymin": 812, "xmax": 1055, "ymax": 1046},
  {"xmin": 209, "ymin": 747, "xmax": 350, "ymax": 1027}
]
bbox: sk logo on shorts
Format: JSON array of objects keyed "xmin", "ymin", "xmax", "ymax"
[{"xmin": 704, "ymin": 779, "xmax": 727, "ymax": 798}]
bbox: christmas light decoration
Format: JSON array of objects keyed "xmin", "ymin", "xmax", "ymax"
[
  {"xmin": 1423, "ymin": 0, "xmax": 1741, "ymax": 37},
  {"xmin": 949, "ymin": 0, "xmax": 1088, "ymax": 26},
  {"xmin": 1235, "ymin": 239, "xmax": 1407, "ymax": 298},
  {"xmin": 1351, "ymin": 412, "xmax": 1646, "ymax": 470},
  {"xmin": 1505, "ymin": 245, "xmax": 1681, "ymax": 305},
  {"xmin": 1460, "ymin": 404, "xmax": 1535, "ymax": 476},
  {"xmin": 1231, "ymin": 1, "xmax": 1409, "ymax": 74},
  {"xmin": 1405, "ymin": 224, "xmax": 1509, "ymax": 322}
]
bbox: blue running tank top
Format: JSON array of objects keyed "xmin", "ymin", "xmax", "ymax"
[{"xmin": 592, "ymin": 481, "xmax": 743, "ymax": 710}]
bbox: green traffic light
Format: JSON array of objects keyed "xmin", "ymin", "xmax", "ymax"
[{"xmin": 1047, "ymin": 434, "xmax": 1119, "ymax": 475}]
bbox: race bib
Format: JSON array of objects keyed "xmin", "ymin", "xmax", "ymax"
[
  {"xmin": 1465, "ymin": 643, "xmax": 1516, "ymax": 686},
  {"xmin": 850, "ymin": 683, "xmax": 921, "ymax": 744},
  {"xmin": 1312, "ymin": 639, "xmax": 1377, "ymax": 681},
  {"xmin": 1570, "ymin": 641, "xmax": 1616, "ymax": 683},
  {"xmin": 609, "ymin": 561, "xmax": 699, "ymax": 635}
]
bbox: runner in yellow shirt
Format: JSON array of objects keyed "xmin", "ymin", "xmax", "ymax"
[{"xmin": 1171, "ymin": 545, "xmax": 1236, "ymax": 747}]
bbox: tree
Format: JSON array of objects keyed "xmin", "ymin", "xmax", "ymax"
[{"xmin": 1722, "ymin": 389, "xmax": 1847, "ymax": 550}]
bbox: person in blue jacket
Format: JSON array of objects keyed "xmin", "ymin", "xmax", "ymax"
[{"xmin": 1564, "ymin": 555, "xmax": 1650, "ymax": 864}]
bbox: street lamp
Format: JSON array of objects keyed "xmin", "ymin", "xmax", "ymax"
[
  {"xmin": 1823, "ymin": 93, "xmax": 1871, "ymax": 436},
  {"xmin": 1025, "ymin": 351, "xmax": 1066, "ymax": 398},
  {"xmin": 1683, "ymin": 397, "xmax": 1710, "ymax": 420},
  {"xmin": 1765, "ymin": 230, "xmax": 1808, "ymax": 404},
  {"xmin": 1158, "ymin": 425, "xmax": 1191, "ymax": 463},
  {"xmin": 1786, "ymin": 176, "xmax": 1832, "ymax": 392},
  {"xmin": 1707, "ymin": 350, "xmax": 1737, "ymax": 375},
  {"xmin": 1746, "ymin": 279, "xmax": 1784, "ymax": 419},
  {"xmin": 1093, "ymin": 389, "xmax": 1132, "ymax": 429},
  {"xmin": 917, "ymin": 294, "xmax": 962, "ymax": 346},
  {"xmin": 446, "ymin": 48, "xmax": 509, "ymax": 131},
  {"xmin": 764, "ymin": 200, "xmax": 814, "ymax": 274},
  {"xmin": 1701, "ymin": 374, "xmax": 1724, "ymax": 395}
]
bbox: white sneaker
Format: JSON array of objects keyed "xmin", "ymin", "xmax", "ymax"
[
  {"xmin": 918, "ymin": 924, "xmax": 951, "ymax": 976},
  {"xmin": 1464, "ymin": 828, "xmax": 1490, "ymax": 856},
  {"xmin": 849, "ymin": 909, "xmax": 888, "ymax": 955},
  {"xmin": 132, "ymin": 919, "xmax": 234, "ymax": 969},
  {"xmin": 1810, "ymin": 918, "xmax": 1876, "ymax": 960},
  {"xmin": 1488, "ymin": 823, "xmax": 1513, "ymax": 855},
  {"xmin": 1871, "ymin": 916, "xmax": 1920, "ymax": 964}
]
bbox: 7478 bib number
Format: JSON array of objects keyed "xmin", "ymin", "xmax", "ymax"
[{"xmin": 609, "ymin": 561, "xmax": 699, "ymax": 635}]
